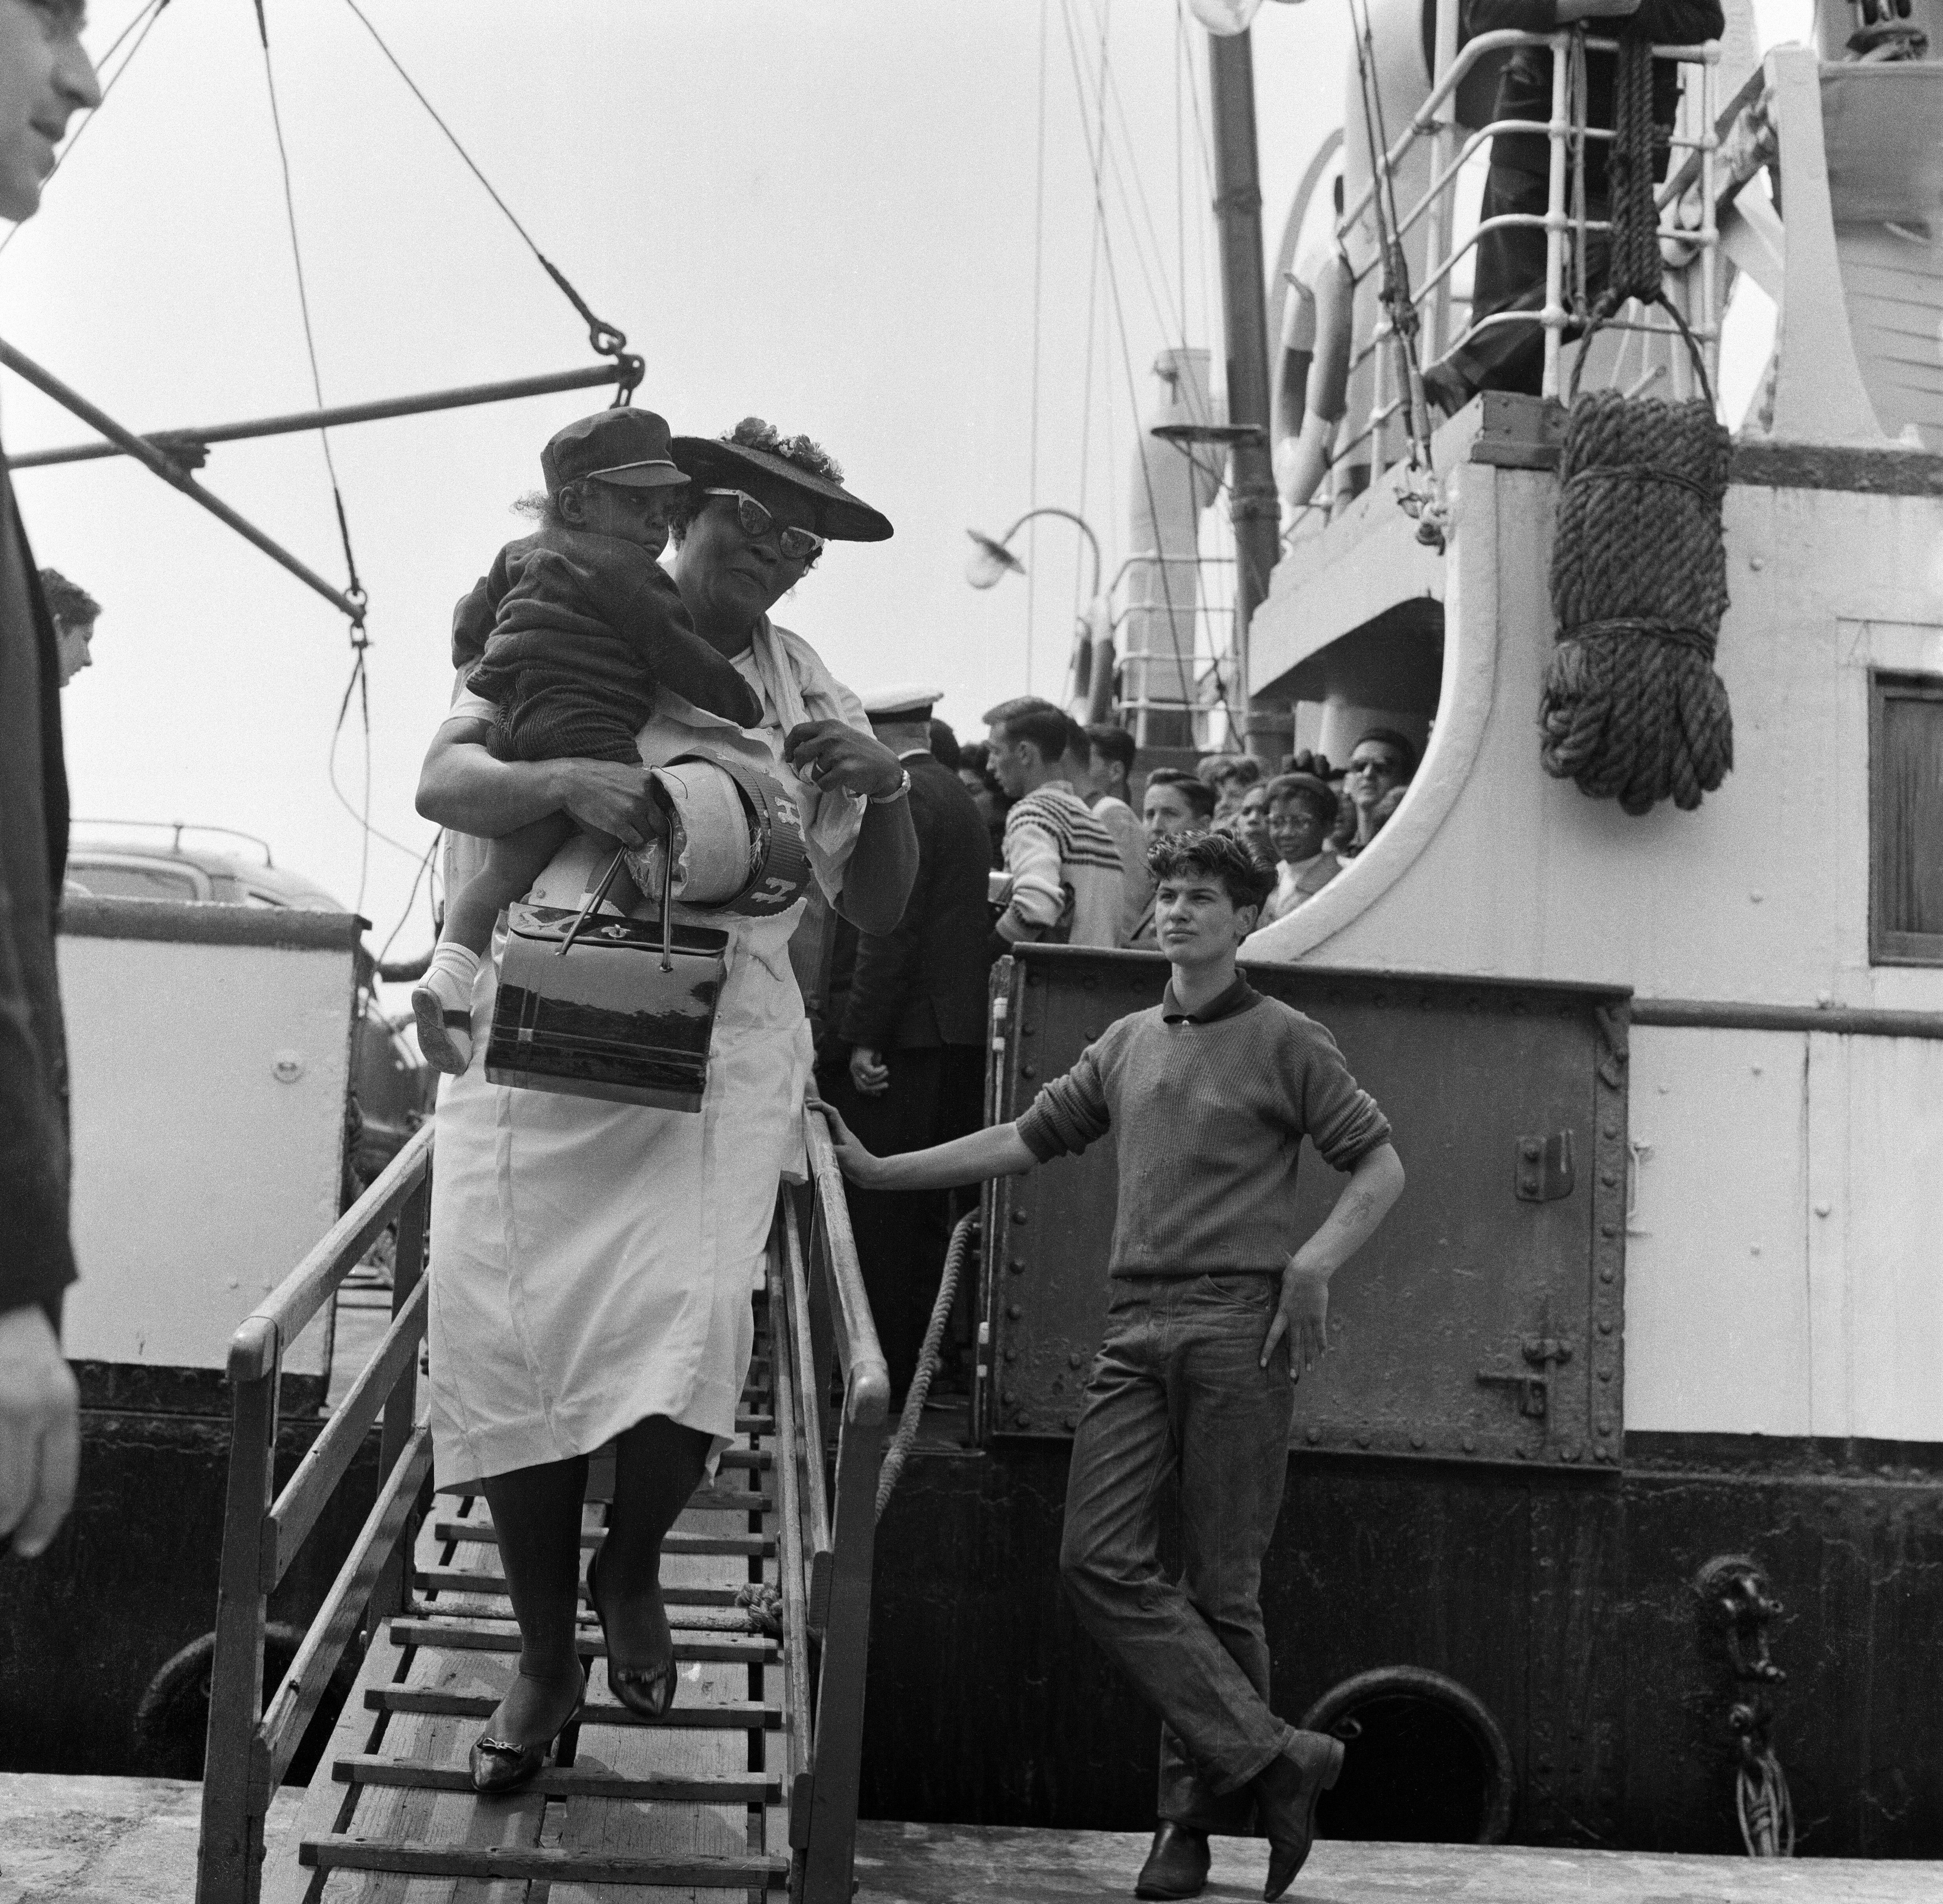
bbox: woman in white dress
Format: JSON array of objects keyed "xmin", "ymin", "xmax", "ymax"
[{"xmin": 413, "ymin": 420, "xmax": 916, "ymax": 1791}]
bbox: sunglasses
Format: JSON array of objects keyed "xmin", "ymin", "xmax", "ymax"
[
  {"xmin": 704, "ymin": 488, "xmax": 825, "ymax": 563},
  {"xmin": 1346, "ymin": 756, "xmax": 1399, "ymax": 777}
]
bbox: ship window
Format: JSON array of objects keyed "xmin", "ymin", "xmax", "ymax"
[{"xmin": 1870, "ymin": 671, "xmax": 1943, "ymax": 966}]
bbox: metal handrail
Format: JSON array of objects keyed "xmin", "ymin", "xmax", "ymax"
[
  {"xmin": 198, "ymin": 1125, "xmax": 434, "ymax": 1904},
  {"xmin": 781, "ymin": 1105, "xmax": 891, "ymax": 1902},
  {"xmin": 1338, "ymin": 26, "xmax": 1719, "ymax": 480}
]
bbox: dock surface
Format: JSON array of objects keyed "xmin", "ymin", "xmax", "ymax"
[
  {"xmin": 9, "ymin": 1792, "xmax": 1943, "ymax": 1904},
  {"xmin": 852, "ymin": 1821, "xmax": 1943, "ymax": 1904}
]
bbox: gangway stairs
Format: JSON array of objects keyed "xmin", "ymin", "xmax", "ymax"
[{"xmin": 197, "ymin": 1112, "xmax": 889, "ymax": 1904}]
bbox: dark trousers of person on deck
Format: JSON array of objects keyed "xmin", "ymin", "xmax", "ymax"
[
  {"xmin": 1059, "ymin": 1274, "xmax": 1297, "ymax": 1830},
  {"xmin": 1438, "ymin": 166, "xmax": 1611, "ymax": 401},
  {"xmin": 823, "ymin": 1044, "xmax": 985, "ymax": 1398}
]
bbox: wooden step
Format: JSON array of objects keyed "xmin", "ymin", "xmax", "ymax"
[
  {"xmin": 388, "ymin": 1616, "xmax": 779, "ymax": 1665},
  {"xmin": 364, "ymin": 1686, "xmax": 783, "ymax": 1730},
  {"xmin": 416, "ymin": 1568, "xmax": 746, "ymax": 1607},
  {"xmin": 331, "ymin": 1753, "xmax": 781, "ymax": 1803},
  {"xmin": 299, "ymin": 1839, "xmax": 788, "ymax": 1887},
  {"xmin": 431, "ymin": 1520, "xmax": 774, "ymax": 1558},
  {"xmin": 438, "ymin": 1480, "xmax": 771, "ymax": 1511},
  {"xmin": 414, "ymin": 1572, "xmax": 768, "ymax": 1628}
]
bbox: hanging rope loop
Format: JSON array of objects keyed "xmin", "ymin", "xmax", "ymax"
[
  {"xmin": 1540, "ymin": 387, "xmax": 1734, "ymax": 814},
  {"xmin": 1540, "ymin": 35, "xmax": 1732, "ymax": 817}
]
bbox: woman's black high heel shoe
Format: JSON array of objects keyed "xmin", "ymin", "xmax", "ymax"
[
  {"xmin": 469, "ymin": 1670, "xmax": 585, "ymax": 1796},
  {"xmin": 586, "ymin": 1543, "xmax": 678, "ymax": 1720}
]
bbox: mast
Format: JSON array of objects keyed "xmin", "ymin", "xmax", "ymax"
[{"xmin": 1207, "ymin": 28, "xmax": 1282, "ymax": 764}]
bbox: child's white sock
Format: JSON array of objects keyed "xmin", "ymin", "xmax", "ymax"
[{"xmin": 411, "ymin": 944, "xmax": 482, "ymax": 1076}]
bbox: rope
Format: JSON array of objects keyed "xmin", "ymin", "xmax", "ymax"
[
  {"xmin": 1568, "ymin": 29, "xmax": 1713, "ymax": 409},
  {"xmin": 1539, "ymin": 387, "xmax": 1733, "ymax": 813},
  {"xmin": 734, "ymin": 1581, "xmax": 782, "ymax": 1640},
  {"xmin": 1737, "ymin": 1740, "xmax": 1796, "ymax": 1857},
  {"xmin": 336, "ymin": 0, "xmax": 641, "ymax": 400},
  {"xmin": 875, "ymin": 1212, "xmax": 976, "ymax": 1523},
  {"xmin": 1539, "ymin": 40, "xmax": 1732, "ymax": 816},
  {"xmin": 255, "ymin": 2, "xmax": 366, "ymax": 635}
]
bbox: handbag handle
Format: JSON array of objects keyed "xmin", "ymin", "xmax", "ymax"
[
  {"xmin": 556, "ymin": 848, "xmax": 631, "ymax": 958},
  {"xmin": 555, "ymin": 837, "xmax": 678, "ymax": 973}
]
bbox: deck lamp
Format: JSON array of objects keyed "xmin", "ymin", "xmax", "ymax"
[
  {"xmin": 964, "ymin": 531, "xmax": 1027, "ymax": 591},
  {"xmin": 963, "ymin": 508, "xmax": 1111, "ymax": 715}
]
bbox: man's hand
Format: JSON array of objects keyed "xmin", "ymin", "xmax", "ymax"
[
  {"xmin": 0, "ymin": 1305, "xmax": 80, "ymax": 1558},
  {"xmin": 848, "ymin": 1046, "xmax": 890, "ymax": 1097},
  {"xmin": 808, "ymin": 1099, "xmax": 887, "ymax": 1189},
  {"xmin": 553, "ymin": 760, "xmax": 667, "ymax": 852},
  {"xmin": 1262, "ymin": 1260, "xmax": 1330, "ymax": 1376},
  {"xmin": 784, "ymin": 722, "xmax": 904, "ymax": 801}
]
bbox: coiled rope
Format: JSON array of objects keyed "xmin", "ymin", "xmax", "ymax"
[
  {"xmin": 875, "ymin": 1212, "xmax": 976, "ymax": 1522},
  {"xmin": 1539, "ymin": 33, "xmax": 1734, "ymax": 815}
]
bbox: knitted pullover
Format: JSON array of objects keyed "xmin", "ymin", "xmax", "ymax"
[
  {"xmin": 997, "ymin": 780, "xmax": 1124, "ymax": 949},
  {"xmin": 1016, "ymin": 977, "xmax": 1391, "ymax": 1277}
]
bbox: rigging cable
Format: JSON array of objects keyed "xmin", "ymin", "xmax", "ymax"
[
  {"xmin": 0, "ymin": 0, "xmax": 171, "ymax": 259},
  {"xmin": 335, "ymin": 0, "xmax": 642, "ymax": 400},
  {"xmin": 256, "ymin": 0, "xmax": 380, "ymax": 911},
  {"xmin": 1344, "ymin": 0, "xmax": 1447, "ymax": 547},
  {"xmin": 1027, "ymin": 0, "xmax": 1051, "ymax": 692},
  {"xmin": 1058, "ymin": 0, "xmax": 1237, "ymax": 737}
]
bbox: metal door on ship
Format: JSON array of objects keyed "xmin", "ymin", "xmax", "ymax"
[{"xmin": 979, "ymin": 947, "xmax": 1630, "ymax": 1469}]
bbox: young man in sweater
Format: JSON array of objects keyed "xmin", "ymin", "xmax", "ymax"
[
  {"xmin": 819, "ymin": 832, "xmax": 1405, "ymax": 1902},
  {"xmin": 984, "ymin": 694, "xmax": 1124, "ymax": 949}
]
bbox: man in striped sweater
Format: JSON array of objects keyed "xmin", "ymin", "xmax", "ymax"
[
  {"xmin": 984, "ymin": 696, "xmax": 1125, "ymax": 949},
  {"xmin": 819, "ymin": 832, "xmax": 1406, "ymax": 1902}
]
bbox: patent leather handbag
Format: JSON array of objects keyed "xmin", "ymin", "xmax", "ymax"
[{"xmin": 484, "ymin": 849, "xmax": 730, "ymax": 1113}]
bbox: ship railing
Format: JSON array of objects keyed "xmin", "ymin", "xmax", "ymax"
[
  {"xmin": 1108, "ymin": 550, "xmax": 1240, "ymax": 745},
  {"xmin": 1336, "ymin": 24, "xmax": 1720, "ymax": 480},
  {"xmin": 197, "ymin": 1120, "xmax": 435, "ymax": 1904},
  {"xmin": 781, "ymin": 1107, "xmax": 892, "ymax": 1902}
]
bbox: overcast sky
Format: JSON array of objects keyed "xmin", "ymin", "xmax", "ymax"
[{"xmin": 4, "ymin": 0, "xmax": 1805, "ymax": 957}]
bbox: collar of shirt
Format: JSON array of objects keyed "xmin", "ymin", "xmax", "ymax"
[
  {"xmin": 896, "ymin": 746, "xmax": 931, "ymax": 762},
  {"xmin": 1280, "ymin": 849, "xmax": 1331, "ymax": 877},
  {"xmin": 1160, "ymin": 974, "xmax": 1260, "ymax": 1025}
]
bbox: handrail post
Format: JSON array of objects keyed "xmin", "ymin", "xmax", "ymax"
[
  {"xmin": 367, "ymin": 1172, "xmax": 430, "ymax": 1630},
  {"xmin": 197, "ymin": 1326, "xmax": 280, "ymax": 1904},
  {"xmin": 1541, "ymin": 32, "xmax": 1572, "ymax": 398}
]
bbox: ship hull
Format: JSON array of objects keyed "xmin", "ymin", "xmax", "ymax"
[{"xmin": 863, "ymin": 1432, "xmax": 1943, "ymax": 1857}]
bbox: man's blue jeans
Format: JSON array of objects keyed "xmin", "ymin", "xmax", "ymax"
[{"xmin": 1058, "ymin": 1273, "xmax": 1297, "ymax": 1832}]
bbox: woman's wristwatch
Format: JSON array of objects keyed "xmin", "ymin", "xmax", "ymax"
[{"xmin": 868, "ymin": 769, "xmax": 913, "ymax": 807}]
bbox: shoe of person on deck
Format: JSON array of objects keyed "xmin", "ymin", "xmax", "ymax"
[
  {"xmin": 1134, "ymin": 1820, "xmax": 1210, "ymax": 1899},
  {"xmin": 1252, "ymin": 1728, "xmax": 1345, "ymax": 1901}
]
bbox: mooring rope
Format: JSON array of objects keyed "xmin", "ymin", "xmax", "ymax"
[
  {"xmin": 874, "ymin": 1211, "xmax": 976, "ymax": 1522},
  {"xmin": 1538, "ymin": 33, "xmax": 1734, "ymax": 816}
]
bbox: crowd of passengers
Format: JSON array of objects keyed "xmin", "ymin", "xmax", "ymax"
[{"xmin": 942, "ymin": 696, "xmax": 1416, "ymax": 949}]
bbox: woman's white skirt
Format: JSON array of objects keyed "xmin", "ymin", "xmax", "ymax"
[{"xmin": 424, "ymin": 922, "xmax": 811, "ymax": 1490}]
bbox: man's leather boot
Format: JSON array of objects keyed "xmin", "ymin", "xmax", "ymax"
[
  {"xmin": 1251, "ymin": 1730, "xmax": 1345, "ymax": 1901},
  {"xmin": 1133, "ymin": 1821, "xmax": 1210, "ymax": 1900}
]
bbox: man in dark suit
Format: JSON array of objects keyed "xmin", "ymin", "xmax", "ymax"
[
  {"xmin": 819, "ymin": 685, "xmax": 995, "ymax": 1399},
  {"xmin": 1, "ymin": 0, "xmax": 101, "ymax": 1561}
]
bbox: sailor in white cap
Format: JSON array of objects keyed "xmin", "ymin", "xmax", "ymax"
[{"xmin": 818, "ymin": 685, "xmax": 996, "ymax": 1399}]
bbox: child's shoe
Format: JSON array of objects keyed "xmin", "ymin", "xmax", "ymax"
[{"xmin": 412, "ymin": 946, "xmax": 481, "ymax": 1076}]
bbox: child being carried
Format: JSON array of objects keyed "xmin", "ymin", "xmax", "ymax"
[{"xmin": 411, "ymin": 408, "xmax": 762, "ymax": 1075}]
